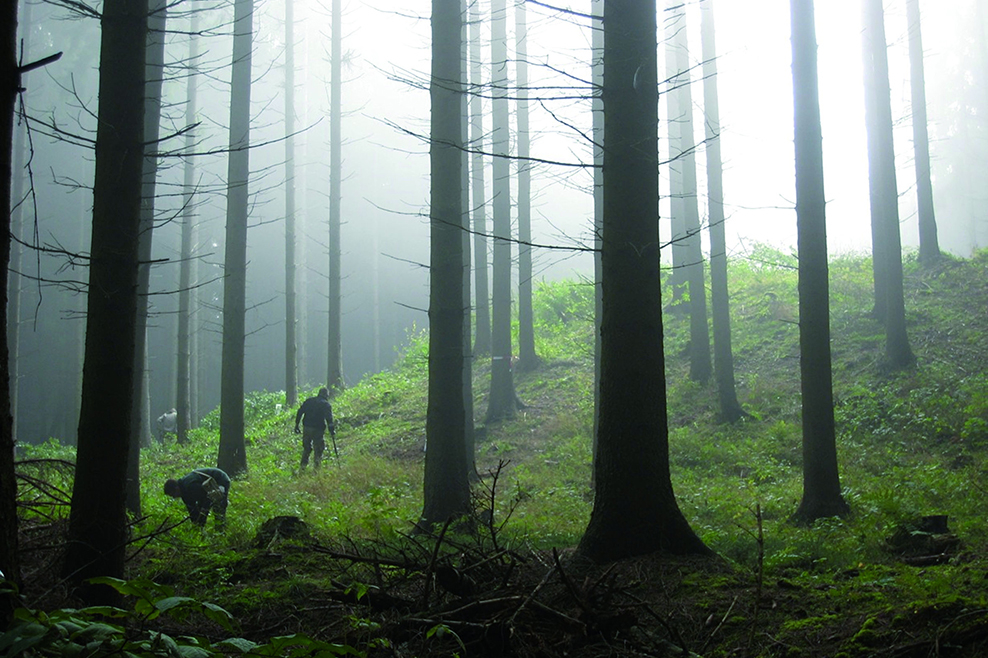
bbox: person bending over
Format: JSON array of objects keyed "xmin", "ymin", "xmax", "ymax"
[
  {"xmin": 164, "ymin": 467, "xmax": 230, "ymax": 529},
  {"xmin": 294, "ymin": 386, "xmax": 336, "ymax": 470},
  {"xmin": 156, "ymin": 408, "xmax": 178, "ymax": 443}
]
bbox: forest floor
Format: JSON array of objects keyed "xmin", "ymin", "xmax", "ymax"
[
  {"xmin": 14, "ymin": 493, "xmax": 988, "ymax": 657},
  {"xmin": 9, "ymin": 250, "xmax": 988, "ymax": 657}
]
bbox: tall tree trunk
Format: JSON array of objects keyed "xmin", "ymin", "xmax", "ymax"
[
  {"xmin": 861, "ymin": 0, "xmax": 915, "ymax": 369},
  {"xmin": 64, "ymin": 0, "xmax": 149, "ymax": 603},
  {"xmin": 296, "ymin": 18, "xmax": 309, "ymax": 387},
  {"xmin": 176, "ymin": 3, "xmax": 199, "ymax": 445},
  {"xmin": 905, "ymin": 0, "xmax": 940, "ymax": 266},
  {"xmin": 577, "ymin": 0, "xmax": 710, "ymax": 563},
  {"xmin": 461, "ymin": 0, "xmax": 476, "ymax": 479},
  {"xmin": 591, "ymin": 0, "xmax": 602, "ymax": 477},
  {"xmin": 469, "ymin": 0, "xmax": 491, "ymax": 357},
  {"xmin": 189, "ymin": 234, "xmax": 200, "ymax": 430},
  {"xmin": 71, "ymin": 199, "xmax": 87, "ymax": 444},
  {"xmin": 127, "ymin": 0, "xmax": 168, "ymax": 517},
  {"xmin": 372, "ymin": 215, "xmax": 381, "ymax": 370},
  {"xmin": 701, "ymin": 0, "xmax": 744, "ymax": 422},
  {"xmin": 515, "ymin": 0, "xmax": 538, "ymax": 373},
  {"xmin": 327, "ymin": 0, "xmax": 344, "ymax": 392},
  {"xmin": 663, "ymin": 8, "xmax": 687, "ymax": 302},
  {"xmin": 1, "ymin": 0, "xmax": 21, "ymax": 612},
  {"xmin": 141, "ymin": 345, "xmax": 152, "ymax": 442},
  {"xmin": 485, "ymin": 0, "xmax": 517, "ymax": 423},
  {"xmin": 285, "ymin": 0, "xmax": 299, "ymax": 407},
  {"xmin": 421, "ymin": 0, "xmax": 470, "ymax": 527},
  {"xmin": 7, "ymin": 0, "xmax": 29, "ymax": 451},
  {"xmin": 862, "ymin": 0, "xmax": 888, "ymax": 320},
  {"xmin": 218, "ymin": 0, "xmax": 253, "ymax": 476},
  {"xmin": 668, "ymin": 4, "xmax": 711, "ymax": 383},
  {"xmin": 790, "ymin": 0, "xmax": 850, "ymax": 524}
]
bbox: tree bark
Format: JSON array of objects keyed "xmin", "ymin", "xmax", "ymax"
[
  {"xmin": 64, "ymin": 0, "xmax": 149, "ymax": 603},
  {"xmin": 469, "ymin": 0, "xmax": 491, "ymax": 357},
  {"xmin": 421, "ymin": 0, "xmax": 470, "ymax": 527},
  {"xmin": 515, "ymin": 0, "xmax": 538, "ymax": 373},
  {"xmin": 701, "ymin": 0, "xmax": 744, "ymax": 422},
  {"xmin": 6, "ymin": 0, "xmax": 30, "ymax": 453},
  {"xmin": 1, "ymin": 0, "xmax": 21, "ymax": 613},
  {"xmin": 663, "ymin": 8, "xmax": 687, "ymax": 302},
  {"xmin": 285, "ymin": 0, "xmax": 299, "ymax": 408},
  {"xmin": 861, "ymin": 0, "xmax": 888, "ymax": 321},
  {"xmin": 578, "ymin": 0, "xmax": 710, "ymax": 563},
  {"xmin": 327, "ymin": 0, "xmax": 344, "ymax": 392},
  {"xmin": 460, "ymin": 0, "xmax": 476, "ymax": 479},
  {"xmin": 861, "ymin": 0, "xmax": 915, "ymax": 369},
  {"xmin": 905, "ymin": 0, "xmax": 940, "ymax": 266},
  {"xmin": 591, "ymin": 0, "xmax": 603, "ymax": 478},
  {"xmin": 485, "ymin": 0, "xmax": 517, "ymax": 423},
  {"xmin": 218, "ymin": 0, "xmax": 253, "ymax": 476},
  {"xmin": 790, "ymin": 0, "xmax": 850, "ymax": 524},
  {"xmin": 668, "ymin": 4, "xmax": 711, "ymax": 383},
  {"xmin": 127, "ymin": 0, "xmax": 168, "ymax": 517},
  {"xmin": 176, "ymin": 2, "xmax": 200, "ymax": 445}
]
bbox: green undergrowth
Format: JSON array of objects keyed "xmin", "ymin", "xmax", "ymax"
[{"xmin": 13, "ymin": 247, "xmax": 988, "ymax": 656}]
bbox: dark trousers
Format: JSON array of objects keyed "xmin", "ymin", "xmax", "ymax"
[
  {"xmin": 201, "ymin": 495, "xmax": 228, "ymax": 529},
  {"xmin": 301, "ymin": 426, "xmax": 326, "ymax": 469}
]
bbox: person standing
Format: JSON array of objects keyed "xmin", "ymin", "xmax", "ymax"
[
  {"xmin": 164, "ymin": 467, "xmax": 230, "ymax": 529},
  {"xmin": 294, "ymin": 387, "xmax": 336, "ymax": 470}
]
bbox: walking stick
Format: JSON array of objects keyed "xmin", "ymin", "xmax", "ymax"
[{"xmin": 330, "ymin": 428, "xmax": 339, "ymax": 462}]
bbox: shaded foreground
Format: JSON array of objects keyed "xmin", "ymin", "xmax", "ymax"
[{"xmin": 9, "ymin": 512, "xmax": 988, "ymax": 657}]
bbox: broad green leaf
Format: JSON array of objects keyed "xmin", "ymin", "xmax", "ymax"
[
  {"xmin": 0, "ymin": 626, "xmax": 47, "ymax": 655},
  {"xmin": 215, "ymin": 636, "xmax": 258, "ymax": 653},
  {"xmin": 155, "ymin": 596, "xmax": 198, "ymax": 613},
  {"xmin": 176, "ymin": 645, "xmax": 213, "ymax": 658},
  {"xmin": 199, "ymin": 601, "xmax": 237, "ymax": 631},
  {"xmin": 80, "ymin": 605, "xmax": 130, "ymax": 619}
]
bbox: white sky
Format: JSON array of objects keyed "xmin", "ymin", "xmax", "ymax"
[{"xmin": 291, "ymin": 0, "xmax": 975, "ymax": 283}]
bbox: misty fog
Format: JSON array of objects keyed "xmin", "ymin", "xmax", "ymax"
[{"xmin": 9, "ymin": 0, "xmax": 987, "ymax": 445}]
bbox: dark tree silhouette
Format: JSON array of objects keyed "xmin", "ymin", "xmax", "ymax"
[
  {"xmin": 127, "ymin": 0, "xmax": 168, "ymax": 517},
  {"xmin": 663, "ymin": 4, "xmax": 687, "ymax": 301},
  {"xmin": 63, "ymin": 0, "xmax": 149, "ymax": 603},
  {"xmin": 591, "ymin": 0, "xmax": 602, "ymax": 473},
  {"xmin": 905, "ymin": 0, "xmax": 940, "ymax": 266},
  {"xmin": 485, "ymin": 0, "xmax": 518, "ymax": 423},
  {"xmin": 701, "ymin": 0, "xmax": 744, "ymax": 422},
  {"xmin": 176, "ymin": 3, "xmax": 201, "ymax": 445},
  {"xmin": 468, "ymin": 0, "xmax": 491, "ymax": 357},
  {"xmin": 421, "ymin": 0, "xmax": 470, "ymax": 527},
  {"xmin": 7, "ymin": 0, "xmax": 33, "ymax": 452},
  {"xmin": 218, "ymin": 0, "xmax": 253, "ymax": 476},
  {"xmin": 577, "ymin": 0, "xmax": 711, "ymax": 563},
  {"xmin": 285, "ymin": 0, "xmax": 299, "ymax": 408},
  {"xmin": 515, "ymin": 0, "xmax": 539, "ymax": 373},
  {"xmin": 460, "ymin": 0, "xmax": 476, "ymax": 480},
  {"xmin": 327, "ymin": 0, "xmax": 344, "ymax": 392},
  {"xmin": 790, "ymin": 0, "xmax": 850, "ymax": 524},
  {"xmin": 1, "ymin": 0, "xmax": 21, "ymax": 614},
  {"xmin": 666, "ymin": 4, "xmax": 711, "ymax": 384},
  {"xmin": 861, "ymin": 0, "xmax": 914, "ymax": 370}
]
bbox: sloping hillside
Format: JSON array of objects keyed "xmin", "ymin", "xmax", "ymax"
[{"xmin": 10, "ymin": 249, "xmax": 988, "ymax": 657}]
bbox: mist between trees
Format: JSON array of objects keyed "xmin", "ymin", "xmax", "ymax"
[
  {"xmin": 7, "ymin": 0, "xmax": 983, "ymax": 446},
  {"xmin": 2, "ymin": 0, "xmax": 987, "ymax": 599}
]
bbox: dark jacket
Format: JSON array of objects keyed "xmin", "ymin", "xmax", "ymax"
[
  {"xmin": 177, "ymin": 468, "xmax": 230, "ymax": 524},
  {"xmin": 295, "ymin": 396, "xmax": 335, "ymax": 433}
]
